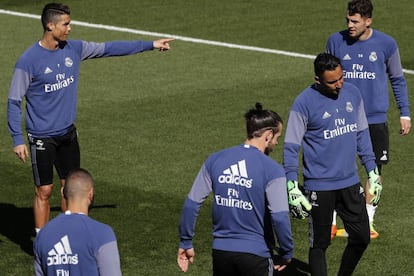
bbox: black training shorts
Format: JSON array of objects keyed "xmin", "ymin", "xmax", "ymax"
[
  {"xmin": 29, "ymin": 125, "xmax": 80, "ymax": 186},
  {"xmin": 212, "ymin": 249, "xmax": 273, "ymax": 276},
  {"xmin": 369, "ymin": 123, "xmax": 389, "ymax": 165}
]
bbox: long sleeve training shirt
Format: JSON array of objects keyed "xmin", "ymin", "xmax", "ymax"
[
  {"xmin": 283, "ymin": 83, "xmax": 377, "ymax": 191},
  {"xmin": 34, "ymin": 212, "xmax": 121, "ymax": 276},
  {"xmin": 8, "ymin": 40, "xmax": 154, "ymax": 146},
  {"xmin": 179, "ymin": 144, "xmax": 294, "ymax": 260},
  {"xmin": 326, "ymin": 29, "xmax": 410, "ymax": 124}
]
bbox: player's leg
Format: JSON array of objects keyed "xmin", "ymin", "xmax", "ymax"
[
  {"xmin": 54, "ymin": 125, "xmax": 80, "ymax": 212},
  {"xmin": 366, "ymin": 123, "xmax": 389, "ymax": 238},
  {"xmin": 331, "ymin": 210, "xmax": 337, "ymax": 239},
  {"xmin": 29, "ymin": 136, "xmax": 56, "ymax": 232},
  {"xmin": 306, "ymin": 190, "xmax": 335, "ymax": 276},
  {"xmin": 33, "ymin": 184, "xmax": 53, "ymax": 232},
  {"xmin": 337, "ymin": 183, "xmax": 370, "ymax": 275}
]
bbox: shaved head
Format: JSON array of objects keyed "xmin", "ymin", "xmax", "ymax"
[{"xmin": 63, "ymin": 168, "xmax": 94, "ymax": 200}]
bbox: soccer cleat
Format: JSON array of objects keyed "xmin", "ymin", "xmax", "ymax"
[
  {"xmin": 336, "ymin": 228, "xmax": 349, "ymax": 238},
  {"xmin": 370, "ymin": 223, "xmax": 379, "ymax": 239},
  {"xmin": 331, "ymin": 225, "xmax": 337, "ymax": 240}
]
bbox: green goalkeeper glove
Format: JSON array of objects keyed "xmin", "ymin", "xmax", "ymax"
[
  {"xmin": 287, "ymin": 180, "xmax": 312, "ymax": 219},
  {"xmin": 368, "ymin": 167, "xmax": 382, "ymax": 206}
]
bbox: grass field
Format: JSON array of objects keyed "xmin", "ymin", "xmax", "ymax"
[{"xmin": 0, "ymin": 1, "xmax": 413, "ymax": 275}]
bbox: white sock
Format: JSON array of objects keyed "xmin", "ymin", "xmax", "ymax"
[
  {"xmin": 35, "ymin": 228, "xmax": 41, "ymax": 235},
  {"xmin": 332, "ymin": 210, "xmax": 337, "ymax": 225},
  {"xmin": 366, "ymin": 204, "xmax": 377, "ymax": 223}
]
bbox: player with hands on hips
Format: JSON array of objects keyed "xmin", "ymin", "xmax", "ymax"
[{"xmin": 178, "ymin": 103, "xmax": 293, "ymax": 275}]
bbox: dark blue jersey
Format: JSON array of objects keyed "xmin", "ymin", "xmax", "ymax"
[
  {"xmin": 34, "ymin": 212, "xmax": 121, "ymax": 276},
  {"xmin": 326, "ymin": 29, "xmax": 410, "ymax": 124},
  {"xmin": 179, "ymin": 144, "xmax": 293, "ymax": 259},
  {"xmin": 8, "ymin": 40, "xmax": 153, "ymax": 146},
  {"xmin": 283, "ymin": 83, "xmax": 376, "ymax": 191}
]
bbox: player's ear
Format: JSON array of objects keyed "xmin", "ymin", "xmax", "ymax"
[
  {"xmin": 61, "ymin": 186, "xmax": 66, "ymax": 199},
  {"xmin": 314, "ymin": 76, "xmax": 320, "ymax": 84},
  {"xmin": 46, "ymin": 22, "xmax": 53, "ymax": 32}
]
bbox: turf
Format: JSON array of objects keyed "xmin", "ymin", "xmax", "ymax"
[{"xmin": 0, "ymin": 1, "xmax": 413, "ymax": 275}]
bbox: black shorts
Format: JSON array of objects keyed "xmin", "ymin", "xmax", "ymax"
[
  {"xmin": 29, "ymin": 125, "xmax": 80, "ymax": 186},
  {"xmin": 306, "ymin": 183, "xmax": 370, "ymax": 249},
  {"xmin": 212, "ymin": 249, "xmax": 273, "ymax": 276},
  {"xmin": 369, "ymin": 123, "xmax": 389, "ymax": 165}
]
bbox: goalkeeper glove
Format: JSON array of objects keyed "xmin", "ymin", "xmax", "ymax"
[
  {"xmin": 368, "ymin": 167, "xmax": 382, "ymax": 206},
  {"xmin": 287, "ymin": 180, "xmax": 312, "ymax": 219}
]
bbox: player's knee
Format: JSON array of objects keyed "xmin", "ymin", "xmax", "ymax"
[{"xmin": 35, "ymin": 184, "xmax": 53, "ymax": 200}]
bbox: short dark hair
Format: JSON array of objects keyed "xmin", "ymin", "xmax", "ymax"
[
  {"xmin": 244, "ymin": 103, "xmax": 283, "ymax": 139},
  {"xmin": 41, "ymin": 3, "xmax": 71, "ymax": 31},
  {"xmin": 63, "ymin": 168, "xmax": 94, "ymax": 200},
  {"xmin": 348, "ymin": 0, "xmax": 373, "ymax": 18},
  {"xmin": 314, "ymin": 53, "xmax": 341, "ymax": 78}
]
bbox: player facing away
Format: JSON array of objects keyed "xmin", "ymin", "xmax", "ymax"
[
  {"xmin": 34, "ymin": 168, "xmax": 121, "ymax": 276},
  {"xmin": 283, "ymin": 53, "xmax": 381, "ymax": 276},
  {"xmin": 326, "ymin": 0, "xmax": 410, "ymax": 239},
  {"xmin": 7, "ymin": 3, "xmax": 174, "ymax": 234},
  {"xmin": 177, "ymin": 103, "xmax": 293, "ymax": 275}
]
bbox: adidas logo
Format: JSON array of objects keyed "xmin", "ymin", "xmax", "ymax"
[
  {"xmin": 380, "ymin": 150, "xmax": 388, "ymax": 161},
  {"xmin": 47, "ymin": 235, "xmax": 78, "ymax": 266},
  {"xmin": 343, "ymin": 54, "xmax": 351, "ymax": 60},
  {"xmin": 44, "ymin": 67, "xmax": 53, "ymax": 74},
  {"xmin": 218, "ymin": 160, "xmax": 252, "ymax": 188},
  {"xmin": 322, "ymin": 111, "xmax": 331, "ymax": 119}
]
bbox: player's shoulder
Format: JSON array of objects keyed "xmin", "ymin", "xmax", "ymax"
[
  {"xmin": 371, "ymin": 29, "xmax": 397, "ymax": 45},
  {"xmin": 327, "ymin": 30, "xmax": 349, "ymax": 42}
]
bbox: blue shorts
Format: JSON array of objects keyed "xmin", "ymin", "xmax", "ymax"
[{"xmin": 28, "ymin": 125, "xmax": 80, "ymax": 186}]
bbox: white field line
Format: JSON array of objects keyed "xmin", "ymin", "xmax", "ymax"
[{"xmin": 1, "ymin": 8, "xmax": 413, "ymax": 75}]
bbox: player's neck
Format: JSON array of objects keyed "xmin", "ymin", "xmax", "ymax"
[
  {"xmin": 65, "ymin": 204, "xmax": 89, "ymax": 216},
  {"xmin": 39, "ymin": 35, "xmax": 60, "ymax": 50},
  {"xmin": 359, "ymin": 28, "xmax": 373, "ymax": 41},
  {"xmin": 244, "ymin": 139, "xmax": 265, "ymax": 153}
]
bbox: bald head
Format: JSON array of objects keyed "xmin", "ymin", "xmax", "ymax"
[{"xmin": 63, "ymin": 168, "xmax": 94, "ymax": 201}]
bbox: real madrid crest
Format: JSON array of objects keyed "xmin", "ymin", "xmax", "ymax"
[
  {"xmin": 346, "ymin": 102, "xmax": 353, "ymax": 112},
  {"xmin": 65, "ymin": 57, "xmax": 73, "ymax": 67},
  {"xmin": 369, "ymin": 51, "xmax": 377, "ymax": 62}
]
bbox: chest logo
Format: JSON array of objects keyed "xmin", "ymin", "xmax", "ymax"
[
  {"xmin": 65, "ymin": 57, "xmax": 73, "ymax": 67},
  {"xmin": 346, "ymin": 102, "xmax": 353, "ymax": 113},
  {"xmin": 369, "ymin": 51, "xmax": 377, "ymax": 62}
]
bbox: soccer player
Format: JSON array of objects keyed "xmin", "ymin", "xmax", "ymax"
[
  {"xmin": 34, "ymin": 168, "xmax": 121, "ymax": 276},
  {"xmin": 7, "ymin": 3, "xmax": 174, "ymax": 234},
  {"xmin": 326, "ymin": 0, "xmax": 410, "ymax": 239},
  {"xmin": 283, "ymin": 53, "xmax": 381, "ymax": 275},
  {"xmin": 177, "ymin": 103, "xmax": 293, "ymax": 275}
]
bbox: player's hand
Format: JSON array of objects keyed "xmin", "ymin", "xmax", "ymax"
[
  {"xmin": 368, "ymin": 167, "xmax": 382, "ymax": 206},
  {"xmin": 287, "ymin": 180, "xmax": 312, "ymax": 219},
  {"xmin": 400, "ymin": 117, "xmax": 411, "ymax": 136},
  {"xmin": 273, "ymin": 255, "xmax": 291, "ymax": 272},
  {"xmin": 13, "ymin": 144, "xmax": 29, "ymax": 163},
  {"xmin": 177, "ymin": 248, "xmax": 194, "ymax": 272},
  {"xmin": 153, "ymin": 38, "xmax": 175, "ymax": 51}
]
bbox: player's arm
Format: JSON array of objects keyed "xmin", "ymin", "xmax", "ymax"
[
  {"xmin": 96, "ymin": 240, "xmax": 122, "ymax": 276},
  {"xmin": 266, "ymin": 177, "xmax": 293, "ymax": 266},
  {"xmin": 387, "ymin": 48, "xmax": 411, "ymax": 135},
  {"xmin": 8, "ymin": 68, "xmax": 30, "ymax": 162},
  {"xmin": 178, "ymin": 164, "xmax": 212, "ymax": 272}
]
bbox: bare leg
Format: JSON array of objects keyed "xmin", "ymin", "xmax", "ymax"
[
  {"xmin": 34, "ymin": 184, "xmax": 53, "ymax": 229},
  {"xmin": 60, "ymin": 179, "xmax": 67, "ymax": 212}
]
